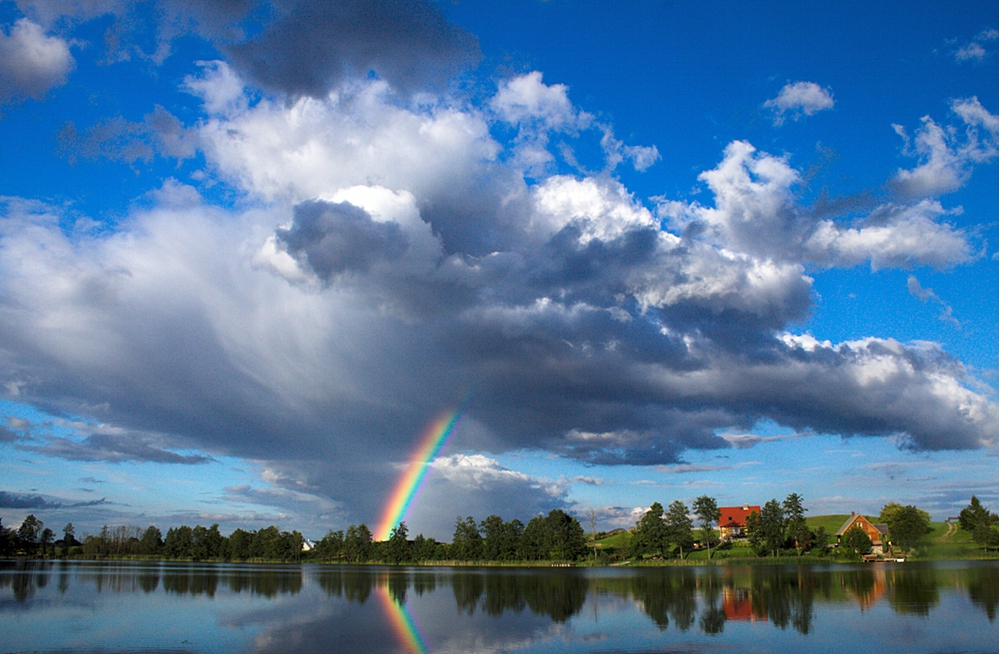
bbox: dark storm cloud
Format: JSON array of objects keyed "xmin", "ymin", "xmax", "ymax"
[
  {"xmin": 19, "ymin": 433, "xmax": 213, "ymax": 464},
  {"xmin": 0, "ymin": 491, "xmax": 111, "ymax": 509},
  {"xmin": 0, "ymin": 491, "xmax": 57, "ymax": 509},
  {"xmin": 277, "ymin": 199, "xmax": 409, "ymax": 281},
  {"xmin": 226, "ymin": 0, "xmax": 480, "ymax": 96}
]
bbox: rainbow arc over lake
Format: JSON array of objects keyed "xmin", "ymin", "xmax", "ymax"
[{"xmin": 375, "ymin": 406, "xmax": 465, "ymax": 541}]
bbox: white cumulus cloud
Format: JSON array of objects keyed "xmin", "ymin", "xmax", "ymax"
[{"xmin": 763, "ymin": 81, "xmax": 834, "ymax": 125}]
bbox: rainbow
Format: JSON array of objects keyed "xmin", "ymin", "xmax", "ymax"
[{"xmin": 375, "ymin": 406, "xmax": 465, "ymax": 541}]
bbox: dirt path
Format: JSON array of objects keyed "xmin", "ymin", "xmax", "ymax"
[{"xmin": 937, "ymin": 521, "xmax": 958, "ymax": 542}]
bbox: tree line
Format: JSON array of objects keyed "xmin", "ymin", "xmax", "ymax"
[
  {"xmin": 313, "ymin": 509, "xmax": 589, "ymax": 564},
  {"xmin": 2, "ymin": 495, "xmax": 995, "ymax": 563},
  {"xmin": 0, "ymin": 516, "xmax": 307, "ymax": 562}
]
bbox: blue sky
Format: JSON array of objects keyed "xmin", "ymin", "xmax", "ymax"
[{"xmin": 0, "ymin": 0, "xmax": 996, "ymax": 541}]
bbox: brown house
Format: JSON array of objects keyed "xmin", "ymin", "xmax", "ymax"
[
  {"xmin": 718, "ymin": 504, "xmax": 761, "ymax": 539},
  {"xmin": 835, "ymin": 513, "xmax": 890, "ymax": 553}
]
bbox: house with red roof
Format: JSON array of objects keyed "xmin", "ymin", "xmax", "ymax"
[{"xmin": 718, "ymin": 504, "xmax": 761, "ymax": 539}]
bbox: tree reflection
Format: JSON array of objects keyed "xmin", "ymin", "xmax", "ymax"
[
  {"xmin": 627, "ymin": 568, "xmax": 698, "ymax": 631},
  {"xmin": 315, "ymin": 567, "xmax": 375, "ymax": 603},
  {"xmin": 450, "ymin": 570, "xmax": 587, "ymax": 622},
  {"xmin": 966, "ymin": 565, "xmax": 998, "ymax": 622},
  {"xmin": 886, "ymin": 567, "xmax": 939, "ymax": 616}
]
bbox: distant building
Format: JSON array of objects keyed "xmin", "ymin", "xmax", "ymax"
[
  {"xmin": 718, "ymin": 504, "xmax": 761, "ymax": 539},
  {"xmin": 835, "ymin": 513, "xmax": 890, "ymax": 553}
]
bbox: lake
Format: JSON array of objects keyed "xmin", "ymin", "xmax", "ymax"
[{"xmin": 1, "ymin": 559, "xmax": 996, "ymax": 653}]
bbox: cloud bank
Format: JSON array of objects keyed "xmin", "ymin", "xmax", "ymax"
[{"xmin": 0, "ymin": 1, "xmax": 995, "ymax": 537}]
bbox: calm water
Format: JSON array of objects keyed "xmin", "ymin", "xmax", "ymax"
[{"xmin": 0, "ymin": 560, "xmax": 996, "ymax": 653}]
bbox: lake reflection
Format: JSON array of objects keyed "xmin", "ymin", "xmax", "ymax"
[{"xmin": 1, "ymin": 560, "xmax": 996, "ymax": 653}]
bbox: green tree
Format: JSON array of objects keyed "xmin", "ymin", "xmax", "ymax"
[
  {"xmin": 959, "ymin": 496, "xmax": 999, "ymax": 550},
  {"xmin": 480, "ymin": 515, "xmax": 506, "ymax": 561},
  {"xmin": 885, "ymin": 505, "xmax": 931, "ymax": 549},
  {"xmin": 879, "ymin": 502, "xmax": 931, "ymax": 527},
  {"xmin": 452, "ymin": 516, "xmax": 483, "ymax": 561},
  {"xmin": 228, "ymin": 528, "xmax": 253, "ymax": 560},
  {"xmin": 344, "ymin": 524, "xmax": 373, "ymax": 562},
  {"xmin": 664, "ymin": 500, "xmax": 694, "ymax": 559},
  {"xmin": 39, "ymin": 528, "xmax": 54, "ymax": 557},
  {"xmin": 841, "ymin": 525, "xmax": 872, "ymax": 556},
  {"xmin": 520, "ymin": 514, "xmax": 548, "ymax": 560},
  {"xmin": 413, "ymin": 534, "xmax": 439, "ymax": 561},
  {"xmin": 164, "ymin": 525, "xmax": 194, "ymax": 559},
  {"xmin": 813, "ymin": 526, "xmax": 829, "ymax": 555},
  {"xmin": 546, "ymin": 509, "xmax": 587, "ymax": 561},
  {"xmin": 17, "ymin": 515, "xmax": 42, "ymax": 555},
  {"xmin": 63, "ymin": 523, "xmax": 77, "ymax": 547},
  {"xmin": 783, "ymin": 493, "xmax": 809, "ymax": 555},
  {"xmin": 759, "ymin": 499, "xmax": 786, "ymax": 557},
  {"xmin": 139, "ymin": 526, "xmax": 163, "ymax": 556},
  {"xmin": 386, "ymin": 522, "xmax": 411, "ymax": 564},
  {"xmin": 316, "ymin": 529, "xmax": 344, "ymax": 561},
  {"xmin": 633, "ymin": 502, "xmax": 668, "ymax": 558},
  {"xmin": 692, "ymin": 496, "xmax": 720, "ymax": 559},
  {"xmin": 745, "ymin": 510, "xmax": 764, "ymax": 556}
]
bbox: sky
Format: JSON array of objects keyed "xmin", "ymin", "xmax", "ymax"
[{"xmin": 0, "ymin": 0, "xmax": 996, "ymax": 542}]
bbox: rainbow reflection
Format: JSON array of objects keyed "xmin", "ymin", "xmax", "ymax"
[{"xmin": 377, "ymin": 584, "xmax": 428, "ymax": 654}]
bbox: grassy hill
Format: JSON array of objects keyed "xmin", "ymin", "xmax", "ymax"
[{"xmin": 589, "ymin": 515, "xmax": 994, "ymax": 563}]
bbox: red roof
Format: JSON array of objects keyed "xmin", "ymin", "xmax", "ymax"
[{"xmin": 718, "ymin": 505, "xmax": 761, "ymax": 528}]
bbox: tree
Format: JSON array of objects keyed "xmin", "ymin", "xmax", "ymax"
[
  {"xmin": 813, "ymin": 526, "xmax": 829, "ymax": 555},
  {"xmin": 17, "ymin": 515, "xmax": 42, "ymax": 555},
  {"xmin": 759, "ymin": 499, "xmax": 785, "ymax": 557},
  {"xmin": 959, "ymin": 496, "xmax": 999, "ymax": 550},
  {"xmin": 228, "ymin": 528, "xmax": 253, "ymax": 561},
  {"xmin": 885, "ymin": 505, "xmax": 931, "ymax": 549},
  {"xmin": 39, "ymin": 528, "xmax": 54, "ymax": 557},
  {"xmin": 0, "ymin": 518, "xmax": 11, "ymax": 556},
  {"xmin": 163, "ymin": 525, "xmax": 195, "ymax": 558},
  {"xmin": 547, "ymin": 509, "xmax": 587, "ymax": 560},
  {"xmin": 452, "ymin": 516, "xmax": 483, "ymax": 561},
  {"xmin": 316, "ymin": 529, "xmax": 344, "ymax": 561},
  {"xmin": 880, "ymin": 502, "xmax": 930, "ymax": 527},
  {"xmin": 139, "ymin": 526, "xmax": 163, "ymax": 556},
  {"xmin": 841, "ymin": 525, "xmax": 872, "ymax": 555},
  {"xmin": 745, "ymin": 510, "xmax": 764, "ymax": 556},
  {"xmin": 386, "ymin": 522, "xmax": 411, "ymax": 564},
  {"xmin": 63, "ymin": 523, "xmax": 77, "ymax": 547},
  {"xmin": 480, "ymin": 515, "xmax": 506, "ymax": 561},
  {"xmin": 664, "ymin": 500, "xmax": 694, "ymax": 559},
  {"xmin": 783, "ymin": 493, "xmax": 809, "ymax": 555},
  {"xmin": 343, "ymin": 524, "xmax": 373, "ymax": 563},
  {"xmin": 633, "ymin": 502, "xmax": 668, "ymax": 558},
  {"xmin": 692, "ymin": 496, "xmax": 720, "ymax": 559}
]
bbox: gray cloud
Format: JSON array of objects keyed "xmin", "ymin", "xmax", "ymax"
[
  {"xmin": 0, "ymin": 490, "xmax": 111, "ymax": 509},
  {"xmin": 276, "ymin": 200, "xmax": 409, "ymax": 281},
  {"xmin": 57, "ymin": 105, "xmax": 199, "ymax": 165},
  {"xmin": 19, "ymin": 433, "xmax": 213, "ymax": 465},
  {"xmin": 907, "ymin": 275, "xmax": 959, "ymax": 327},
  {"xmin": 226, "ymin": 0, "xmax": 480, "ymax": 96},
  {"xmin": 0, "ymin": 491, "xmax": 57, "ymax": 509},
  {"xmin": 0, "ymin": 18, "xmax": 74, "ymax": 105}
]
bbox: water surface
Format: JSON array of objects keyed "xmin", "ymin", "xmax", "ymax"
[{"xmin": 1, "ymin": 560, "xmax": 996, "ymax": 653}]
